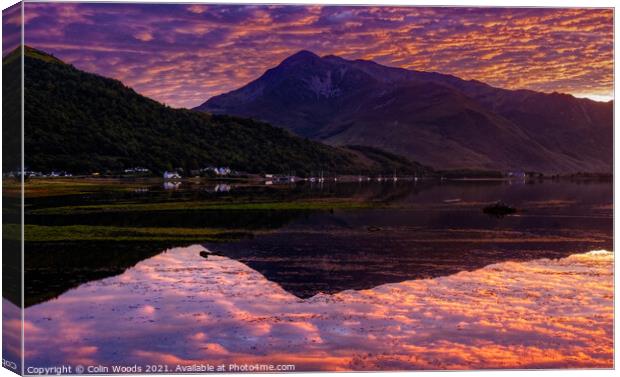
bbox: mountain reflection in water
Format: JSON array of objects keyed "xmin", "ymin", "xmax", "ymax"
[
  {"xmin": 23, "ymin": 245, "xmax": 612, "ymax": 370},
  {"xmin": 23, "ymin": 181, "xmax": 612, "ymax": 305},
  {"xmin": 16, "ymin": 180, "xmax": 613, "ymax": 370},
  {"xmin": 204, "ymin": 224, "xmax": 609, "ymax": 298}
]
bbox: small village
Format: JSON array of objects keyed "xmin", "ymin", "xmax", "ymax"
[{"xmin": 5, "ymin": 166, "xmax": 609, "ymax": 186}]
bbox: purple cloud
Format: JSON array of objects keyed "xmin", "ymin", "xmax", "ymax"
[{"xmin": 20, "ymin": 3, "xmax": 613, "ymax": 108}]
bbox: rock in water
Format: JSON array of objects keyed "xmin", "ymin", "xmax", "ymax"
[{"xmin": 483, "ymin": 202, "xmax": 517, "ymax": 217}]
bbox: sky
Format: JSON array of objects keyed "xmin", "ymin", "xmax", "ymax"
[{"xmin": 7, "ymin": 3, "xmax": 614, "ymax": 108}]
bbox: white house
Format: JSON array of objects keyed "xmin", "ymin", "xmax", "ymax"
[
  {"xmin": 163, "ymin": 171, "xmax": 181, "ymax": 180},
  {"xmin": 125, "ymin": 167, "xmax": 150, "ymax": 174},
  {"xmin": 215, "ymin": 167, "xmax": 231, "ymax": 176}
]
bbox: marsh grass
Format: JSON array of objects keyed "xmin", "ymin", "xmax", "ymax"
[
  {"xmin": 18, "ymin": 178, "xmax": 381, "ymax": 243},
  {"xmin": 11, "ymin": 224, "xmax": 255, "ymax": 242},
  {"xmin": 6, "ymin": 178, "xmax": 148, "ymax": 198},
  {"xmin": 31, "ymin": 199, "xmax": 377, "ymax": 215}
]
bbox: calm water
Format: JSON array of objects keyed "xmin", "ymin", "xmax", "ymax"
[{"xmin": 13, "ymin": 180, "xmax": 615, "ymax": 371}]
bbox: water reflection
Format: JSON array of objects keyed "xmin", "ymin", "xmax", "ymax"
[
  {"xmin": 163, "ymin": 181, "xmax": 181, "ymax": 190},
  {"xmin": 19, "ymin": 180, "xmax": 614, "ymax": 370},
  {"xmin": 3, "ymin": 299, "xmax": 22, "ymax": 371},
  {"xmin": 24, "ymin": 245, "xmax": 612, "ymax": 370},
  {"xmin": 21, "ymin": 181, "xmax": 613, "ymax": 306},
  {"xmin": 24, "ymin": 242, "xmax": 167, "ymax": 307},
  {"xmin": 204, "ymin": 224, "xmax": 610, "ymax": 298}
]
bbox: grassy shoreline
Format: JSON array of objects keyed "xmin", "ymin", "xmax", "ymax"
[
  {"xmin": 30, "ymin": 199, "xmax": 377, "ymax": 215},
  {"xmin": 7, "ymin": 224, "xmax": 256, "ymax": 243}
]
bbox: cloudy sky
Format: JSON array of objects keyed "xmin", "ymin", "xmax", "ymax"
[{"xmin": 11, "ymin": 3, "xmax": 614, "ymax": 108}]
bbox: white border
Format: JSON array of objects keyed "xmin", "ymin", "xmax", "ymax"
[{"xmin": 0, "ymin": 1, "xmax": 616, "ymax": 377}]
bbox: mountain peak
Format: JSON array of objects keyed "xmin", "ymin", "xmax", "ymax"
[
  {"xmin": 290, "ymin": 50, "xmax": 319, "ymax": 58},
  {"xmin": 197, "ymin": 50, "xmax": 612, "ymax": 173},
  {"xmin": 280, "ymin": 50, "xmax": 320, "ymax": 65}
]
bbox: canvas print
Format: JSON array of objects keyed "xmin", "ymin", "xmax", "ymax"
[{"xmin": 1, "ymin": 1, "xmax": 614, "ymax": 374}]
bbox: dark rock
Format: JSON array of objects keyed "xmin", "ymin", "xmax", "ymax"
[{"xmin": 483, "ymin": 201, "xmax": 517, "ymax": 217}]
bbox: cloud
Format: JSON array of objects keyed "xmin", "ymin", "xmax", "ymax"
[
  {"xmin": 2, "ymin": 3, "xmax": 22, "ymax": 56},
  {"xmin": 22, "ymin": 4, "xmax": 613, "ymax": 108}
]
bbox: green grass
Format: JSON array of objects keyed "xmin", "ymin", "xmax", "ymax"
[
  {"xmin": 4, "ymin": 178, "xmax": 148, "ymax": 198},
  {"xmin": 30, "ymin": 199, "xmax": 377, "ymax": 215},
  {"xmin": 7, "ymin": 224, "xmax": 255, "ymax": 243}
]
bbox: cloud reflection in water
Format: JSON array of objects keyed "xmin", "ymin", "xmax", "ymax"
[{"xmin": 23, "ymin": 245, "xmax": 613, "ymax": 370}]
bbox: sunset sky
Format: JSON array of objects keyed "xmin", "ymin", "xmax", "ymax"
[{"xmin": 10, "ymin": 3, "xmax": 614, "ymax": 108}]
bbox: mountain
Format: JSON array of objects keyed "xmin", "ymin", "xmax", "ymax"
[
  {"xmin": 196, "ymin": 50, "xmax": 613, "ymax": 173},
  {"xmin": 7, "ymin": 46, "xmax": 429, "ymax": 176}
]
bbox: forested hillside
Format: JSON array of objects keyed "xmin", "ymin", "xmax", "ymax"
[{"xmin": 11, "ymin": 47, "xmax": 427, "ymax": 176}]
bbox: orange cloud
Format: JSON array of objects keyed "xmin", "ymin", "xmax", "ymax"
[{"xmin": 21, "ymin": 4, "xmax": 613, "ymax": 107}]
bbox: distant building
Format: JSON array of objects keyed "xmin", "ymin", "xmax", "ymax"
[
  {"xmin": 163, "ymin": 171, "xmax": 181, "ymax": 180},
  {"xmin": 215, "ymin": 167, "xmax": 231, "ymax": 176},
  {"xmin": 200, "ymin": 166, "xmax": 232, "ymax": 176},
  {"xmin": 124, "ymin": 167, "xmax": 150, "ymax": 174}
]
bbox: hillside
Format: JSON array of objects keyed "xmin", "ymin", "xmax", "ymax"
[
  {"xmin": 2, "ymin": 46, "xmax": 22, "ymax": 172},
  {"xmin": 197, "ymin": 51, "xmax": 613, "ymax": 173},
  {"xmin": 10, "ymin": 47, "xmax": 428, "ymax": 176}
]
